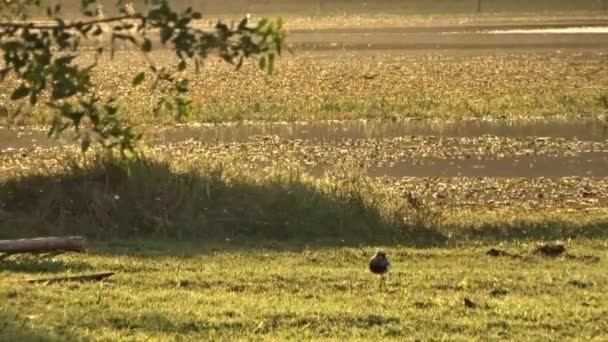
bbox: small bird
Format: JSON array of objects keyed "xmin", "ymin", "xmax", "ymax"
[
  {"xmin": 533, "ymin": 243, "xmax": 566, "ymax": 257},
  {"xmin": 464, "ymin": 297, "xmax": 477, "ymax": 309},
  {"xmin": 369, "ymin": 251, "xmax": 391, "ymax": 291}
]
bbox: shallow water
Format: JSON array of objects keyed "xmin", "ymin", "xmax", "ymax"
[
  {"xmin": 485, "ymin": 26, "xmax": 608, "ymax": 34},
  {"xmin": 1, "ymin": 118, "xmax": 607, "ymax": 151},
  {"xmin": 289, "ymin": 31, "xmax": 608, "ymax": 51},
  {"xmin": 89, "ymin": 23, "xmax": 608, "ymax": 52},
  {"xmin": 286, "ymin": 23, "xmax": 608, "ymax": 51},
  {"xmin": 158, "ymin": 118, "xmax": 608, "ymax": 144}
]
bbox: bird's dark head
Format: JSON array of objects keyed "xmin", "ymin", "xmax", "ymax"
[{"xmin": 375, "ymin": 251, "xmax": 387, "ymax": 259}]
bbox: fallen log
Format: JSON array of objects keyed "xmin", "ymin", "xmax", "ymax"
[
  {"xmin": 24, "ymin": 272, "xmax": 115, "ymax": 284},
  {"xmin": 0, "ymin": 236, "xmax": 87, "ymax": 258}
]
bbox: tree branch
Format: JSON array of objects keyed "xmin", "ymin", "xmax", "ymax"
[
  {"xmin": 0, "ymin": 236, "xmax": 87, "ymax": 255},
  {"xmin": 0, "ymin": 15, "xmax": 141, "ymax": 30}
]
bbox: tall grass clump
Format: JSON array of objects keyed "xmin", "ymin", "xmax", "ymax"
[{"xmin": 0, "ymin": 149, "xmax": 445, "ymax": 244}]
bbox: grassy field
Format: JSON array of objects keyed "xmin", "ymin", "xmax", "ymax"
[
  {"xmin": 3, "ymin": 148, "xmax": 603, "ymax": 340},
  {"xmin": 2, "ymin": 9, "xmax": 608, "ymax": 340},
  {"xmin": 2, "ymin": 51, "xmax": 607, "ymax": 126},
  {"xmin": 1, "ymin": 240, "xmax": 607, "ymax": 340}
]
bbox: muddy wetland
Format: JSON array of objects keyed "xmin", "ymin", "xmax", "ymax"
[
  {"xmin": 4, "ymin": 7, "xmax": 608, "ymax": 341},
  {"xmin": 3, "ymin": 116, "xmax": 608, "ymax": 238},
  {"xmin": 1, "ymin": 14, "xmax": 608, "ymax": 240}
]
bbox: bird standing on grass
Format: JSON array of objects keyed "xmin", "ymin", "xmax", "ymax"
[{"xmin": 369, "ymin": 251, "xmax": 391, "ymax": 291}]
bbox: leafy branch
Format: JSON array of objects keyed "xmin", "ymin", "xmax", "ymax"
[{"xmin": 0, "ymin": 0, "xmax": 285, "ymax": 156}]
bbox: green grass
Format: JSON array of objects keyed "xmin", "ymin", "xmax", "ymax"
[
  {"xmin": 0, "ymin": 149, "xmax": 444, "ymax": 244},
  {"xmin": 1, "ymin": 240, "xmax": 607, "ymax": 340}
]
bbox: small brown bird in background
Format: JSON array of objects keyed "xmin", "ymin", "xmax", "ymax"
[
  {"xmin": 369, "ymin": 251, "xmax": 391, "ymax": 291},
  {"xmin": 533, "ymin": 243, "xmax": 566, "ymax": 257},
  {"xmin": 464, "ymin": 297, "xmax": 477, "ymax": 309}
]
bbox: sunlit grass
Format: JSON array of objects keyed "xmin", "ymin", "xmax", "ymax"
[
  {"xmin": 2, "ymin": 52, "xmax": 607, "ymax": 126},
  {"xmin": 1, "ymin": 240, "xmax": 607, "ymax": 340}
]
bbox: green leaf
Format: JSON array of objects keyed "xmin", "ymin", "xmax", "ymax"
[
  {"xmin": 132, "ymin": 72, "xmax": 146, "ymax": 86},
  {"xmin": 122, "ymin": 147, "xmax": 136, "ymax": 160},
  {"xmin": 142, "ymin": 39, "xmax": 152, "ymax": 53},
  {"xmin": 81, "ymin": 134, "xmax": 91, "ymax": 152},
  {"xmin": 160, "ymin": 27, "xmax": 173, "ymax": 44},
  {"xmin": 267, "ymin": 53, "xmax": 275, "ymax": 74},
  {"xmin": 29, "ymin": 92, "xmax": 38, "ymax": 106},
  {"xmin": 257, "ymin": 19, "xmax": 268, "ymax": 30},
  {"xmin": 55, "ymin": 55, "xmax": 75, "ymax": 65},
  {"xmin": 11, "ymin": 85, "xmax": 30, "ymax": 100},
  {"xmin": 48, "ymin": 116, "xmax": 62, "ymax": 138},
  {"xmin": 273, "ymin": 35, "xmax": 282, "ymax": 55},
  {"xmin": 175, "ymin": 79, "xmax": 189, "ymax": 93},
  {"xmin": 258, "ymin": 56, "xmax": 266, "ymax": 71}
]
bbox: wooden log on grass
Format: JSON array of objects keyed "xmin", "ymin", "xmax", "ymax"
[{"xmin": 0, "ymin": 236, "xmax": 87, "ymax": 257}]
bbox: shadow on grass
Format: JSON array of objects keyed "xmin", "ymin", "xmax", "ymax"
[
  {"xmin": 68, "ymin": 214, "xmax": 608, "ymax": 259},
  {"xmin": 0, "ymin": 307, "xmax": 73, "ymax": 342},
  {"xmin": 0, "ymin": 254, "xmax": 91, "ymax": 273},
  {"xmin": 2, "ymin": 153, "xmax": 607, "ymax": 253},
  {"xmin": 100, "ymin": 311, "xmax": 246, "ymax": 336},
  {"xmin": 93, "ymin": 310, "xmax": 403, "ymax": 337},
  {"xmin": 0, "ymin": 154, "xmax": 446, "ymax": 247}
]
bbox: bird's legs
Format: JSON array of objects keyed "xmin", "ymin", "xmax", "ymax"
[{"xmin": 378, "ymin": 274, "xmax": 389, "ymax": 292}]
